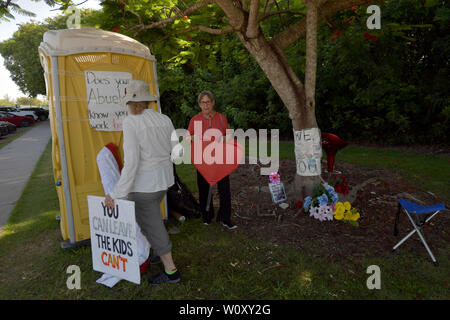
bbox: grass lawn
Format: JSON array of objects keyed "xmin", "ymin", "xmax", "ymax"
[{"xmin": 0, "ymin": 141, "xmax": 449, "ymax": 300}]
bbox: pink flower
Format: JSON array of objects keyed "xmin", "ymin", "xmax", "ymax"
[{"xmin": 269, "ymin": 172, "xmax": 280, "ymax": 183}]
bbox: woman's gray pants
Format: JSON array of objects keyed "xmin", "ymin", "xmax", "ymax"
[{"xmin": 128, "ymin": 190, "xmax": 172, "ymax": 257}]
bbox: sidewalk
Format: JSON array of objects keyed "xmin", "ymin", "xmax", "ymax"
[{"xmin": 0, "ymin": 121, "xmax": 51, "ymax": 229}]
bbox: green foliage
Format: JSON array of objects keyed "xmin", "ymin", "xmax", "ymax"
[
  {"xmin": 1, "ymin": 0, "xmax": 448, "ymax": 144},
  {"xmin": 0, "ymin": 94, "xmax": 15, "ymax": 106},
  {"xmin": 0, "ymin": 10, "xmax": 102, "ymax": 97},
  {"xmin": 316, "ymin": 0, "xmax": 449, "ymax": 144},
  {"xmin": 0, "ymin": 0, "xmax": 73, "ymax": 22}
]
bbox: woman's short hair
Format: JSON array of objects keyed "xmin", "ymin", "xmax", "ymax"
[{"xmin": 198, "ymin": 91, "xmax": 215, "ymax": 104}]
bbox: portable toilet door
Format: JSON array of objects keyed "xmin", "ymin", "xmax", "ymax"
[{"xmin": 38, "ymin": 28, "xmax": 168, "ymax": 249}]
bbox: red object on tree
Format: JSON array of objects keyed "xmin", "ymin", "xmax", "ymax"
[{"xmin": 321, "ymin": 133, "xmax": 348, "ymax": 173}]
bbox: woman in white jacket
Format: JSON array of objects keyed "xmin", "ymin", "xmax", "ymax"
[{"xmin": 105, "ymin": 80, "xmax": 180, "ymax": 285}]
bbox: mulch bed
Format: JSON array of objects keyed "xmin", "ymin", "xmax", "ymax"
[{"xmin": 206, "ymin": 159, "xmax": 450, "ymax": 263}]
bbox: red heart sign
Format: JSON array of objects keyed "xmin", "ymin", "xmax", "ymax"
[{"xmin": 191, "ymin": 139, "xmax": 244, "ymax": 186}]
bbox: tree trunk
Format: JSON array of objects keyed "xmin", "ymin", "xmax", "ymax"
[
  {"xmin": 294, "ymin": 0, "xmax": 322, "ymax": 200},
  {"xmin": 233, "ymin": 30, "xmax": 320, "ymax": 201},
  {"xmin": 215, "ymin": 0, "xmax": 322, "ymax": 201}
]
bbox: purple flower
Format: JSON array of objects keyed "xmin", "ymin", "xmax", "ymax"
[{"xmin": 269, "ymin": 172, "xmax": 280, "ymax": 183}]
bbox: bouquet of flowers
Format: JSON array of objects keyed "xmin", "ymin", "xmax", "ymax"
[
  {"xmin": 327, "ymin": 174, "xmax": 349, "ymax": 196},
  {"xmin": 303, "ymin": 184, "xmax": 339, "ymax": 221},
  {"xmin": 334, "ymin": 201, "xmax": 360, "ymax": 226},
  {"xmin": 302, "ymin": 183, "xmax": 361, "ymax": 226}
]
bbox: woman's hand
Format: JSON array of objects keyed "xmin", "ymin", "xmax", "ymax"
[{"xmin": 105, "ymin": 194, "xmax": 115, "ymax": 210}]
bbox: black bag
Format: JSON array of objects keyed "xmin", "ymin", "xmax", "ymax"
[{"xmin": 167, "ymin": 165, "xmax": 202, "ymax": 219}]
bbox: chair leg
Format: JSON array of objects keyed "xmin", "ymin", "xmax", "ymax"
[
  {"xmin": 392, "ymin": 228, "xmax": 417, "ymax": 251},
  {"xmin": 405, "ymin": 211, "xmax": 438, "ymax": 265}
]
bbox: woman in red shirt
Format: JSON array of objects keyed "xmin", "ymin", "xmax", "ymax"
[{"xmin": 187, "ymin": 91, "xmax": 237, "ymax": 229}]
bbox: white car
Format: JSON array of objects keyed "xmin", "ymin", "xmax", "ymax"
[{"xmin": 0, "ymin": 106, "xmax": 38, "ymax": 121}]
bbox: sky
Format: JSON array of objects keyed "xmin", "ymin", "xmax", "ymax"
[{"xmin": 0, "ymin": 0, "xmax": 102, "ymax": 102}]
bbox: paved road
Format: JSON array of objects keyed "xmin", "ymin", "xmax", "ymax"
[{"xmin": 0, "ymin": 121, "xmax": 51, "ymax": 230}]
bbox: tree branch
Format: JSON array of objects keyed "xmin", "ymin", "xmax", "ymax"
[
  {"xmin": 139, "ymin": 0, "xmax": 215, "ymax": 31},
  {"xmin": 246, "ymin": 0, "xmax": 260, "ymax": 38},
  {"xmin": 157, "ymin": 25, "xmax": 234, "ymax": 42},
  {"xmin": 271, "ymin": 0, "xmax": 381, "ymax": 50},
  {"xmin": 259, "ymin": 9, "xmax": 304, "ymax": 22},
  {"xmin": 0, "ymin": 0, "xmax": 13, "ymax": 10},
  {"xmin": 304, "ymin": 0, "xmax": 319, "ymax": 111},
  {"xmin": 241, "ymin": 0, "xmax": 248, "ymax": 11},
  {"xmin": 215, "ymin": 0, "xmax": 246, "ymax": 31}
]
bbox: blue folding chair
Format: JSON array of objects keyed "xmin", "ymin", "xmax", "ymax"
[{"xmin": 392, "ymin": 199, "xmax": 446, "ymax": 266}]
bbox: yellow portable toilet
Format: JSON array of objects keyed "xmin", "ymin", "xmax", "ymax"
[{"xmin": 38, "ymin": 28, "xmax": 168, "ymax": 249}]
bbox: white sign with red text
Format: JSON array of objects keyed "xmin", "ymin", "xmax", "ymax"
[
  {"xmin": 85, "ymin": 70, "xmax": 132, "ymax": 131},
  {"xmin": 88, "ymin": 195, "xmax": 140, "ymax": 285}
]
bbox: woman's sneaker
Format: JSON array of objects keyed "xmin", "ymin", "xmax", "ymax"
[
  {"xmin": 221, "ymin": 220, "xmax": 237, "ymax": 230},
  {"xmin": 149, "ymin": 255, "xmax": 161, "ymax": 264},
  {"xmin": 148, "ymin": 270, "xmax": 181, "ymax": 285}
]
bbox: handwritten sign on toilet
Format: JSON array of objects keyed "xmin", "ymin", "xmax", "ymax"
[
  {"xmin": 87, "ymin": 195, "xmax": 140, "ymax": 284},
  {"xmin": 85, "ymin": 71, "xmax": 132, "ymax": 131}
]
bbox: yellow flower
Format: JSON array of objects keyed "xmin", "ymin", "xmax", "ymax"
[
  {"xmin": 335, "ymin": 205, "xmax": 344, "ymax": 214},
  {"xmin": 344, "ymin": 201, "xmax": 351, "ymax": 211},
  {"xmin": 334, "ymin": 210, "xmax": 344, "ymax": 220},
  {"xmin": 344, "ymin": 210, "xmax": 352, "ymax": 220},
  {"xmin": 351, "ymin": 212, "xmax": 360, "ymax": 221}
]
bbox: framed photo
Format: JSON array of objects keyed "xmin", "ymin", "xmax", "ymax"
[{"xmin": 269, "ymin": 182, "xmax": 287, "ymax": 204}]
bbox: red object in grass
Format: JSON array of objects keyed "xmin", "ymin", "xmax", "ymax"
[
  {"xmin": 370, "ymin": 35, "xmax": 378, "ymax": 43},
  {"xmin": 352, "ymin": 7, "xmax": 357, "ymax": 11},
  {"xmin": 363, "ymin": 32, "xmax": 371, "ymax": 39},
  {"xmin": 344, "ymin": 17, "xmax": 354, "ymax": 23},
  {"xmin": 321, "ymin": 133, "xmax": 348, "ymax": 173},
  {"xmin": 186, "ymin": 35, "xmax": 192, "ymax": 40}
]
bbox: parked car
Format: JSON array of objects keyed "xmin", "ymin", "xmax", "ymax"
[
  {"xmin": 0, "ymin": 106, "xmax": 38, "ymax": 121},
  {"xmin": 0, "ymin": 121, "xmax": 8, "ymax": 136},
  {"xmin": 0, "ymin": 111, "xmax": 35, "ymax": 127},
  {"xmin": 0, "ymin": 120, "xmax": 16, "ymax": 133},
  {"xmin": 21, "ymin": 107, "xmax": 49, "ymax": 121}
]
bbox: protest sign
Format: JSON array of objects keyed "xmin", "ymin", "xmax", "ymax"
[
  {"xmin": 88, "ymin": 196, "xmax": 140, "ymax": 285},
  {"xmin": 85, "ymin": 70, "xmax": 132, "ymax": 131}
]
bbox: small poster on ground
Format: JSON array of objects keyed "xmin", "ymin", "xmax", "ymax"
[{"xmin": 269, "ymin": 182, "xmax": 287, "ymax": 204}]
